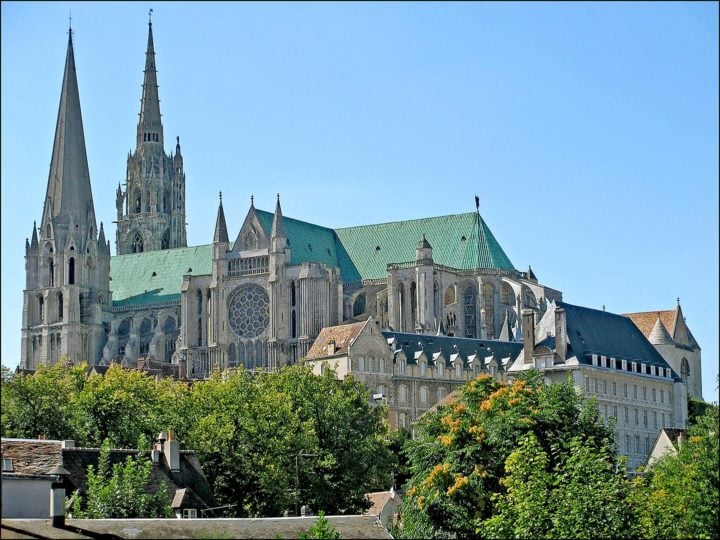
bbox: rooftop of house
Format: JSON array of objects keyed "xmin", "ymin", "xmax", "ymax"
[
  {"xmin": 0, "ymin": 515, "xmax": 393, "ymax": 539},
  {"xmin": 306, "ymin": 320, "xmax": 369, "ymax": 360},
  {"xmin": 1, "ymin": 438, "xmax": 215, "ymax": 512}
]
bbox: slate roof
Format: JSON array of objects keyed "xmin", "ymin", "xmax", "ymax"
[
  {"xmin": 110, "ymin": 210, "xmax": 516, "ymax": 307},
  {"xmin": 558, "ymin": 301, "xmax": 680, "ymax": 378},
  {"xmin": 1, "ymin": 515, "xmax": 392, "ymax": 539},
  {"xmin": 383, "ymin": 331, "xmax": 523, "ymax": 368},
  {"xmin": 306, "ymin": 320, "xmax": 369, "ymax": 359},
  {"xmin": 1, "ymin": 439, "xmax": 215, "ymax": 512}
]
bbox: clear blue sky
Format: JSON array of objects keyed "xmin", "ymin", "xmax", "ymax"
[{"xmin": 2, "ymin": 2, "xmax": 717, "ymax": 402}]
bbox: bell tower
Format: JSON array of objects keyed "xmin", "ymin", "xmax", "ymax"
[
  {"xmin": 116, "ymin": 14, "xmax": 187, "ymax": 255},
  {"xmin": 21, "ymin": 26, "xmax": 110, "ymax": 368}
]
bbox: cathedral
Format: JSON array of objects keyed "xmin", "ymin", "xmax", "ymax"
[
  {"xmin": 20, "ymin": 19, "xmax": 701, "ymax": 416},
  {"xmin": 21, "ymin": 20, "xmax": 561, "ymax": 378}
]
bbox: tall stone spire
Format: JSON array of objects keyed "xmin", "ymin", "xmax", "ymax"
[
  {"xmin": 41, "ymin": 28, "xmax": 96, "ymax": 244},
  {"xmin": 213, "ymin": 192, "xmax": 229, "ymax": 243},
  {"xmin": 117, "ymin": 15, "xmax": 187, "ymax": 255},
  {"xmin": 137, "ymin": 16, "xmax": 163, "ymax": 148}
]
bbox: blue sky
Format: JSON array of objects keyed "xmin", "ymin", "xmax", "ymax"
[{"xmin": 2, "ymin": 2, "xmax": 717, "ymax": 402}]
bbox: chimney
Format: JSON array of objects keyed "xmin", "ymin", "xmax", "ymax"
[
  {"xmin": 164, "ymin": 430, "xmax": 181, "ymax": 472},
  {"xmin": 49, "ymin": 464, "xmax": 70, "ymax": 528},
  {"xmin": 554, "ymin": 307, "xmax": 567, "ymax": 361},
  {"xmin": 522, "ymin": 309, "xmax": 535, "ymax": 364}
]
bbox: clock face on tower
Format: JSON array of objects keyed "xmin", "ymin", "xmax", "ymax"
[{"xmin": 227, "ymin": 285, "xmax": 270, "ymax": 338}]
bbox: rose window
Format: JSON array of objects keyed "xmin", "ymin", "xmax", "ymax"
[{"xmin": 227, "ymin": 285, "xmax": 269, "ymax": 338}]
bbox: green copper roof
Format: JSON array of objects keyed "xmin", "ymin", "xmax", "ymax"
[
  {"xmin": 110, "ymin": 245, "xmax": 212, "ymax": 307},
  {"xmin": 255, "ymin": 210, "xmax": 341, "ymax": 270},
  {"xmin": 110, "ymin": 210, "xmax": 515, "ymax": 307},
  {"xmin": 335, "ymin": 212, "xmax": 515, "ymax": 281}
]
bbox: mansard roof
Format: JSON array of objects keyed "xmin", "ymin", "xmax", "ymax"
[
  {"xmin": 383, "ymin": 331, "xmax": 523, "ymax": 369},
  {"xmin": 557, "ymin": 301, "xmax": 680, "ymax": 377}
]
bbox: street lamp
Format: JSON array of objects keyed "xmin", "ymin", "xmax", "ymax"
[{"xmin": 295, "ymin": 451, "xmax": 319, "ymax": 517}]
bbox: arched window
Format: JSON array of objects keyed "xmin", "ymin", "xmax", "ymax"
[
  {"xmin": 117, "ymin": 319, "xmax": 131, "ymax": 359},
  {"xmin": 228, "ymin": 343, "xmax": 236, "ymax": 366},
  {"xmin": 291, "ymin": 281, "xmax": 296, "ymax": 307},
  {"xmin": 681, "ymin": 358, "xmax": 690, "ymax": 381},
  {"xmin": 410, "ymin": 282, "xmax": 417, "ymax": 329},
  {"xmin": 48, "ymin": 258, "xmax": 55, "ymax": 287},
  {"xmin": 133, "ymin": 190, "xmax": 142, "ymax": 214},
  {"xmin": 58, "ymin": 293, "xmax": 63, "ymax": 320},
  {"xmin": 197, "ymin": 319, "xmax": 203, "ymax": 347},
  {"xmin": 68, "ymin": 257, "xmax": 75, "ymax": 285},
  {"xmin": 397, "ymin": 283, "xmax": 405, "ymax": 331},
  {"xmin": 161, "ymin": 230, "xmax": 170, "ymax": 250},
  {"xmin": 433, "ymin": 281, "xmax": 441, "ymax": 323},
  {"xmin": 444, "ymin": 285, "xmax": 456, "ymax": 307},
  {"xmin": 255, "ymin": 339, "xmax": 263, "ymax": 368},
  {"xmin": 163, "ymin": 317, "xmax": 178, "ymax": 361},
  {"xmin": 131, "ymin": 232, "xmax": 144, "ymax": 253},
  {"xmin": 464, "ymin": 285, "xmax": 477, "ymax": 338},
  {"xmin": 455, "ymin": 362, "xmax": 462, "ymax": 379},
  {"xmin": 481, "ymin": 282, "xmax": 494, "ymax": 338},
  {"xmin": 196, "ymin": 290, "xmax": 203, "ymax": 315},
  {"xmin": 238, "ymin": 342, "xmax": 245, "ymax": 367},
  {"xmin": 138, "ymin": 318, "xmax": 152, "ymax": 356},
  {"xmin": 353, "ymin": 293, "xmax": 366, "ymax": 318},
  {"xmin": 38, "ymin": 295, "xmax": 44, "ymax": 322},
  {"xmin": 291, "ymin": 310, "xmax": 297, "ymax": 339},
  {"xmin": 501, "ymin": 282, "xmax": 514, "ymax": 305},
  {"xmin": 163, "ymin": 190, "xmax": 171, "ymax": 213},
  {"xmin": 145, "ymin": 190, "xmax": 151, "ymax": 213}
]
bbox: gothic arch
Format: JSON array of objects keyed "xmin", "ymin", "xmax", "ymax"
[
  {"xmin": 463, "ymin": 283, "xmax": 478, "ymax": 338},
  {"xmin": 139, "ymin": 317, "xmax": 153, "ymax": 357},
  {"xmin": 482, "ymin": 282, "xmax": 495, "ymax": 338},
  {"xmin": 161, "ymin": 229, "xmax": 170, "ymax": 250},
  {"xmin": 681, "ymin": 357, "xmax": 690, "ymax": 381},
  {"xmin": 162, "ymin": 316, "xmax": 178, "ymax": 362},
  {"xmin": 131, "ymin": 231, "xmax": 144, "ymax": 253},
  {"xmin": 444, "ymin": 284, "xmax": 456, "ymax": 307},
  {"xmin": 133, "ymin": 189, "xmax": 142, "ymax": 214},
  {"xmin": 352, "ymin": 293, "xmax": 367, "ymax": 318}
]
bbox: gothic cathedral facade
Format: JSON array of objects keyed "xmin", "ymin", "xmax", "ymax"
[{"xmin": 20, "ymin": 20, "xmax": 701, "ymax": 404}]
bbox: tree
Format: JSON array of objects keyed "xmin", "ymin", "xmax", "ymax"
[
  {"xmin": 397, "ymin": 372, "xmax": 634, "ymax": 539},
  {"xmin": 265, "ymin": 366, "xmax": 393, "ymax": 515},
  {"xmin": 631, "ymin": 404, "xmax": 719, "ymax": 539},
  {"xmin": 72, "ymin": 364, "xmax": 188, "ymax": 448},
  {"xmin": 70, "ymin": 440, "xmax": 171, "ymax": 518},
  {"xmin": 300, "ymin": 511, "xmax": 342, "ymax": 539},
  {"xmin": 1, "ymin": 362, "xmax": 86, "ymax": 440}
]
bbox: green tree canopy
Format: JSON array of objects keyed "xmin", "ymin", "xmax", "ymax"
[
  {"xmin": 70, "ymin": 440, "xmax": 171, "ymax": 519},
  {"xmin": 631, "ymin": 403, "xmax": 719, "ymax": 539},
  {"xmin": 397, "ymin": 371, "xmax": 634, "ymax": 539}
]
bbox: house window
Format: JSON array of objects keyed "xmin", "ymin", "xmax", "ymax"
[
  {"xmin": 653, "ymin": 411, "xmax": 658, "ymax": 429},
  {"xmin": 643, "ymin": 387, "xmax": 647, "ymax": 401},
  {"xmin": 455, "ymin": 363, "xmax": 462, "ymax": 379},
  {"xmin": 660, "ymin": 389, "xmax": 664, "ymax": 404},
  {"xmin": 438, "ymin": 362, "xmax": 444, "ymax": 377},
  {"xmin": 634, "ymin": 409, "xmax": 639, "ymax": 425},
  {"xmin": 2, "ymin": 458, "xmax": 12, "ymax": 472},
  {"xmin": 379, "ymin": 358, "xmax": 385, "ymax": 373},
  {"xmin": 419, "ymin": 361, "xmax": 426, "ymax": 376},
  {"xmin": 182, "ymin": 508, "xmax": 197, "ymax": 519},
  {"xmin": 593, "ymin": 379, "xmax": 598, "ymax": 393},
  {"xmin": 624, "ymin": 383, "xmax": 628, "ymax": 398},
  {"xmin": 624, "ymin": 407, "xmax": 629, "ymax": 424},
  {"xmin": 398, "ymin": 360, "xmax": 405, "ymax": 374},
  {"xmin": 399, "ymin": 385, "xmax": 408, "ymax": 403},
  {"xmin": 612, "ymin": 405, "xmax": 618, "ymax": 419},
  {"xmin": 358, "ymin": 356, "xmax": 365, "ymax": 372},
  {"xmin": 602, "ymin": 380, "xmax": 607, "ymax": 394},
  {"xmin": 625, "ymin": 434, "xmax": 630, "ymax": 453},
  {"xmin": 633, "ymin": 385, "xmax": 638, "ymax": 399},
  {"xmin": 399, "ymin": 413, "xmax": 407, "ymax": 429},
  {"xmin": 681, "ymin": 358, "xmax": 690, "ymax": 381},
  {"xmin": 662, "ymin": 412, "xmax": 665, "ymax": 427},
  {"xmin": 643, "ymin": 410, "xmax": 648, "ymax": 428},
  {"xmin": 420, "ymin": 386, "xmax": 428, "ymax": 404},
  {"xmin": 612, "ymin": 381, "xmax": 617, "ymax": 396},
  {"xmin": 645, "ymin": 436, "xmax": 650, "ymax": 455},
  {"xmin": 437, "ymin": 387, "xmax": 447, "ymax": 401},
  {"xmin": 635, "ymin": 435, "xmax": 641, "ymax": 454}
]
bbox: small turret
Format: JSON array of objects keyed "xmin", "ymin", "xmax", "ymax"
[
  {"xmin": 213, "ymin": 192, "xmax": 229, "ymax": 244},
  {"xmin": 31, "ymin": 222, "xmax": 39, "ymax": 249},
  {"xmin": 416, "ymin": 234, "xmax": 432, "ymax": 263},
  {"xmin": 270, "ymin": 194, "xmax": 287, "ymax": 253}
]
